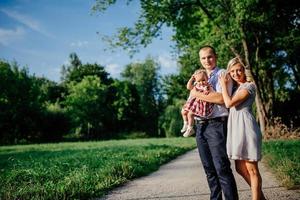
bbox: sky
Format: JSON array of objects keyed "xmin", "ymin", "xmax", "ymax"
[{"xmin": 0, "ymin": 0, "xmax": 178, "ymax": 83}]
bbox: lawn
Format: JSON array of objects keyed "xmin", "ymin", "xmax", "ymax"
[
  {"xmin": 0, "ymin": 138, "xmax": 196, "ymax": 200},
  {"xmin": 262, "ymin": 139, "xmax": 300, "ymax": 189},
  {"xmin": 1, "ymin": 138, "xmax": 299, "ymax": 200}
]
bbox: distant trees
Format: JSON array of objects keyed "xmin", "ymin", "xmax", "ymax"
[
  {"xmin": 61, "ymin": 53, "xmax": 112, "ymax": 85},
  {"xmin": 121, "ymin": 57, "xmax": 162, "ymax": 136},
  {"xmin": 0, "ymin": 61, "xmax": 70, "ymax": 144},
  {"xmin": 0, "ymin": 53, "xmax": 166, "ymax": 144},
  {"xmin": 60, "ymin": 53, "xmax": 162, "ymax": 138},
  {"xmin": 110, "ymin": 80, "xmax": 140, "ymax": 132},
  {"xmin": 64, "ymin": 76, "xmax": 110, "ymax": 139},
  {"xmin": 3, "ymin": 0, "xmax": 300, "ymax": 143}
]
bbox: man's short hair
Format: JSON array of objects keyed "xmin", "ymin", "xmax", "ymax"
[{"xmin": 199, "ymin": 45, "xmax": 216, "ymax": 55}]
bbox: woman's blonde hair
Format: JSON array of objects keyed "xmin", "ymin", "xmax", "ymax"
[{"xmin": 227, "ymin": 57, "xmax": 253, "ymax": 82}]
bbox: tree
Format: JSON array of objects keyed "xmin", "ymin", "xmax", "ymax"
[
  {"xmin": 93, "ymin": 0, "xmax": 300, "ymax": 132},
  {"xmin": 61, "ymin": 53, "xmax": 112, "ymax": 85},
  {"xmin": 34, "ymin": 77, "xmax": 67, "ymax": 104},
  {"xmin": 0, "ymin": 60, "xmax": 71, "ymax": 144},
  {"xmin": 0, "ymin": 61, "xmax": 43, "ymax": 143},
  {"xmin": 121, "ymin": 57, "xmax": 162, "ymax": 136},
  {"xmin": 159, "ymin": 99, "xmax": 184, "ymax": 137},
  {"xmin": 61, "ymin": 52, "xmax": 82, "ymax": 82},
  {"xmin": 64, "ymin": 75, "xmax": 111, "ymax": 139},
  {"xmin": 111, "ymin": 80, "xmax": 140, "ymax": 131}
]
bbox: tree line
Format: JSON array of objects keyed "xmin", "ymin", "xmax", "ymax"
[
  {"xmin": 0, "ymin": 53, "xmax": 174, "ymax": 144},
  {"xmin": 1, "ymin": 0, "xmax": 299, "ymax": 144}
]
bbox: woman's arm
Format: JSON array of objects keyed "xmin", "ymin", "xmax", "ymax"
[
  {"xmin": 219, "ymin": 74, "xmax": 249, "ymax": 108},
  {"xmin": 222, "ymin": 88, "xmax": 249, "ymax": 108}
]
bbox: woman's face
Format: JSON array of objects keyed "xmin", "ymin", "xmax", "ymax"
[{"xmin": 229, "ymin": 63, "xmax": 246, "ymax": 83}]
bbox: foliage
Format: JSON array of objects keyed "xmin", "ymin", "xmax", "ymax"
[
  {"xmin": 0, "ymin": 61, "xmax": 44, "ymax": 144},
  {"xmin": 0, "ymin": 54, "xmax": 168, "ymax": 144},
  {"xmin": 61, "ymin": 53, "xmax": 112, "ymax": 85},
  {"xmin": 64, "ymin": 76, "xmax": 111, "ymax": 139},
  {"xmin": 39, "ymin": 103, "xmax": 71, "ymax": 142},
  {"xmin": 121, "ymin": 57, "xmax": 162, "ymax": 136},
  {"xmin": 0, "ymin": 138, "xmax": 196, "ymax": 200},
  {"xmin": 0, "ymin": 61, "xmax": 71, "ymax": 144},
  {"xmin": 273, "ymin": 90, "xmax": 300, "ymax": 127},
  {"xmin": 93, "ymin": 0, "xmax": 300, "ymax": 131},
  {"xmin": 111, "ymin": 80, "xmax": 140, "ymax": 131},
  {"xmin": 262, "ymin": 139, "xmax": 300, "ymax": 189},
  {"xmin": 159, "ymin": 99, "xmax": 185, "ymax": 137},
  {"xmin": 33, "ymin": 77, "xmax": 66, "ymax": 104}
]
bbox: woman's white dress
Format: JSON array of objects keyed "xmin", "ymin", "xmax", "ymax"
[{"xmin": 227, "ymin": 82, "xmax": 262, "ymax": 161}]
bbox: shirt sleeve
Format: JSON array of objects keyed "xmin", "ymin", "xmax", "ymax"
[{"xmin": 216, "ymin": 69, "xmax": 233, "ymax": 95}]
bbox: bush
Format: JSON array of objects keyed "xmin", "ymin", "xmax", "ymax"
[
  {"xmin": 264, "ymin": 117, "xmax": 300, "ymax": 140},
  {"xmin": 159, "ymin": 99, "xmax": 185, "ymax": 137}
]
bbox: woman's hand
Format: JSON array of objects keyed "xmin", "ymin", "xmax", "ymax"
[{"xmin": 219, "ymin": 71, "xmax": 230, "ymax": 87}]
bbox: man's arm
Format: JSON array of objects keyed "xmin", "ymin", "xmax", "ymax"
[{"xmin": 190, "ymin": 88, "xmax": 224, "ymax": 104}]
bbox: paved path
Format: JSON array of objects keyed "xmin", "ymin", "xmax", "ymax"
[{"xmin": 99, "ymin": 149, "xmax": 300, "ymax": 200}]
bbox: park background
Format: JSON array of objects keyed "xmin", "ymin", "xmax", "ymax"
[{"xmin": 0, "ymin": 0, "xmax": 299, "ymax": 199}]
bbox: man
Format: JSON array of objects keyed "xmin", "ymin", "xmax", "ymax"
[{"xmin": 190, "ymin": 45, "xmax": 239, "ymax": 200}]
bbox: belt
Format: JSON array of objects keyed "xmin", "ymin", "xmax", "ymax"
[{"xmin": 195, "ymin": 116, "xmax": 227, "ymax": 124}]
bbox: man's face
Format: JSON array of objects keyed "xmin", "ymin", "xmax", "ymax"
[{"xmin": 199, "ymin": 48, "xmax": 217, "ymax": 71}]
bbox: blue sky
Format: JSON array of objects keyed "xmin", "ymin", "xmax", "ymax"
[{"xmin": 0, "ymin": 0, "xmax": 178, "ymax": 82}]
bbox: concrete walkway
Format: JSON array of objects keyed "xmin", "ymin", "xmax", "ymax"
[{"xmin": 99, "ymin": 149, "xmax": 300, "ymax": 200}]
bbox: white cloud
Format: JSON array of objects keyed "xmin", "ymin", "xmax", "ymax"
[
  {"xmin": 0, "ymin": 27, "xmax": 25, "ymax": 45},
  {"xmin": 1, "ymin": 8, "xmax": 53, "ymax": 38},
  {"xmin": 157, "ymin": 53, "xmax": 178, "ymax": 75},
  {"xmin": 70, "ymin": 41, "xmax": 89, "ymax": 47},
  {"xmin": 106, "ymin": 63, "xmax": 122, "ymax": 78}
]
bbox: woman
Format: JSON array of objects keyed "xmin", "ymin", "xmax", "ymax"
[{"xmin": 219, "ymin": 57, "xmax": 266, "ymax": 200}]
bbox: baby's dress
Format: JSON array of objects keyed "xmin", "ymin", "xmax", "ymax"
[
  {"xmin": 182, "ymin": 96, "xmax": 196, "ymax": 112},
  {"xmin": 182, "ymin": 82, "xmax": 200, "ymax": 111},
  {"xmin": 227, "ymin": 82, "xmax": 262, "ymax": 161},
  {"xmin": 182, "ymin": 83, "xmax": 214, "ymax": 117}
]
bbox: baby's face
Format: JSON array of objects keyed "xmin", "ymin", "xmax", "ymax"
[{"xmin": 194, "ymin": 73, "xmax": 208, "ymax": 85}]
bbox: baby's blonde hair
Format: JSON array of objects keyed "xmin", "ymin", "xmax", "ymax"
[
  {"xmin": 193, "ymin": 69, "xmax": 208, "ymax": 80},
  {"xmin": 194, "ymin": 69, "xmax": 207, "ymax": 75}
]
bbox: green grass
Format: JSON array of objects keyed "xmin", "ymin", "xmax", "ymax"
[
  {"xmin": 0, "ymin": 138, "xmax": 196, "ymax": 200},
  {"xmin": 262, "ymin": 139, "xmax": 300, "ymax": 189}
]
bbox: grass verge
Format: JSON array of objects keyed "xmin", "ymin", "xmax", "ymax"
[
  {"xmin": 0, "ymin": 137, "xmax": 196, "ymax": 200},
  {"xmin": 262, "ymin": 139, "xmax": 300, "ymax": 189}
]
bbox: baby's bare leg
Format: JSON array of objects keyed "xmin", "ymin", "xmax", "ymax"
[
  {"xmin": 187, "ymin": 111, "xmax": 194, "ymax": 126},
  {"xmin": 181, "ymin": 109, "xmax": 188, "ymax": 122}
]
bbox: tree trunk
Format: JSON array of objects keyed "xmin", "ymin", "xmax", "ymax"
[
  {"xmin": 245, "ymin": 66, "xmax": 268, "ymax": 133},
  {"xmin": 255, "ymin": 93, "xmax": 268, "ymax": 133},
  {"xmin": 239, "ymin": 36, "xmax": 268, "ymax": 133}
]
